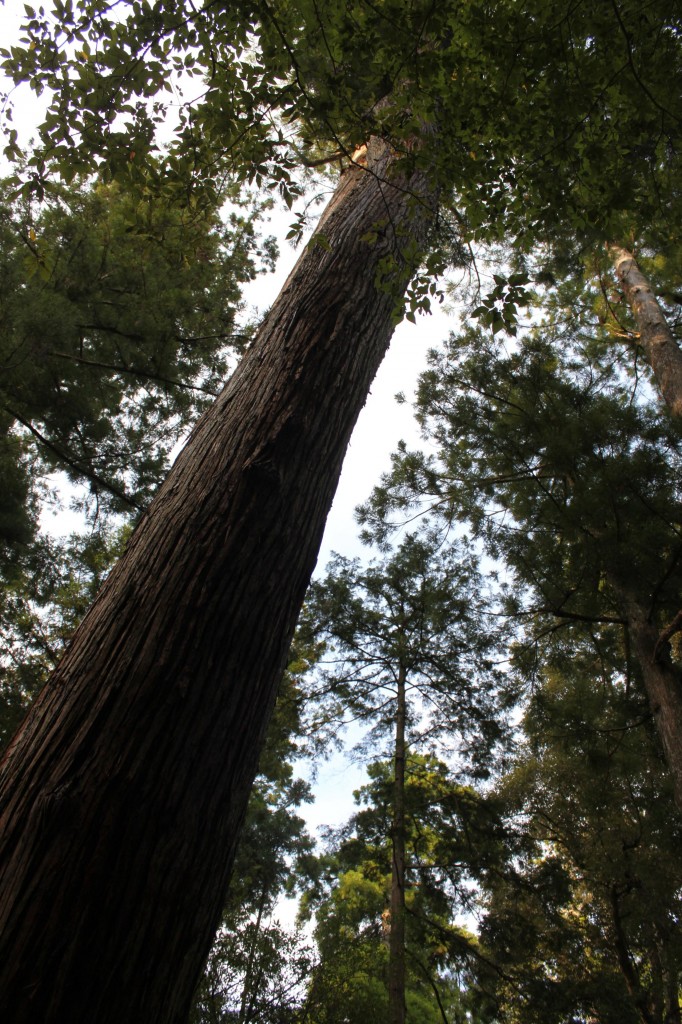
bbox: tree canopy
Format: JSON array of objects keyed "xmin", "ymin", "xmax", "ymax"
[
  {"xmin": 4, "ymin": 1, "xmax": 682, "ymax": 260},
  {"xmin": 0, "ymin": 174, "xmax": 271, "ymax": 522},
  {"xmin": 1, "ymin": 1, "xmax": 682, "ymax": 1021},
  {"xmin": 0, "ymin": 167, "xmax": 275, "ymax": 747}
]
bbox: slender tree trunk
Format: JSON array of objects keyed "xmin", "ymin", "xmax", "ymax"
[
  {"xmin": 663, "ymin": 937, "xmax": 681, "ymax": 1024},
  {"xmin": 238, "ymin": 886, "xmax": 268, "ymax": 1024},
  {"xmin": 0, "ymin": 138, "xmax": 437, "ymax": 1024},
  {"xmin": 605, "ymin": 249, "xmax": 682, "ymax": 809},
  {"xmin": 608, "ymin": 244, "xmax": 682, "ymax": 417},
  {"xmin": 388, "ymin": 660, "xmax": 407, "ymax": 1024},
  {"xmin": 610, "ymin": 885, "xmax": 657, "ymax": 1024},
  {"xmin": 613, "ymin": 581, "xmax": 682, "ymax": 811}
]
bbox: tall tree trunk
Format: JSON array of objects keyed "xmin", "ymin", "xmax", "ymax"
[
  {"xmin": 238, "ymin": 884, "xmax": 268, "ymax": 1024},
  {"xmin": 613, "ymin": 580, "xmax": 682, "ymax": 811},
  {"xmin": 609, "ymin": 885, "xmax": 657, "ymax": 1024},
  {"xmin": 663, "ymin": 934, "xmax": 681, "ymax": 1024},
  {"xmin": 608, "ymin": 244, "xmax": 682, "ymax": 417},
  {"xmin": 0, "ymin": 138, "xmax": 437, "ymax": 1024},
  {"xmin": 606, "ymin": 247, "xmax": 682, "ymax": 810},
  {"xmin": 388, "ymin": 660, "xmax": 407, "ymax": 1024}
]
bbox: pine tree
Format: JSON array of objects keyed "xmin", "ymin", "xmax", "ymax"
[
  {"xmin": 0, "ymin": 2, "xmax": 680, "ymax": 1018},
  {"xmin": 300, "ymin": 755, "xmax": 495, "ymax": 1024},
  {"xmin": 301, "ymin": 530, "xmax": 509, "ymax": 1023},
  {"xmin": 474, "ymin": 629, "xmax": 682, "ymax": 1024}
]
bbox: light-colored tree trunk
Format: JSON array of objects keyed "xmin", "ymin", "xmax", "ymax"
[
  {"xmin": 388, "ymin": 660, "xmax": 407, "ymax": 1024},
  {"xmin": 608, "ymin": 246, "xmax": 682, "ymax": 813},
  {"xmin": 609, "ymin": 244, "xmax": 682, "ymax": 417},
  {"xmin": 0, "ymin": 138, "xmax": 437, "ymax": 1024}
]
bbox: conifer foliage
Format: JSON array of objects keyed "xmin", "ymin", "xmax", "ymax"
[{"xmin": 0, "ymin": 1, "xmax": 681, "ymax": 1020}]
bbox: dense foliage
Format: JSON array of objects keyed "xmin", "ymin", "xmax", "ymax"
[
  {"xmin": 1, "ymin": 0, "xmax": 681, "ymax": 1020},
  {"xmin": 0, "ymin": 172, "xmax": 275, "ymax": 743}
]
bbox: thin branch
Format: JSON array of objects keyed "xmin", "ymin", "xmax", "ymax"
[
  {"xmin": 609, "ymin": 0, "xmax": 682, "ymax": 127},
  {"xmin": 407, "ymin": 949, "xmax": 450, "ymax": 1024},
  {"xmin": 5, "ymin": 406, "xmax": 142, "ymax": 510},
  {"xmin": 51, "ymin": 350, "xmax": 221, "ymax": 396}
]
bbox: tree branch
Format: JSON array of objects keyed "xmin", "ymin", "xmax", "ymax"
[
  {"xmin": 5, "ymin": 406, "xmax": 142, "ymax": 511},
  {"xmin": 50, "ymin": 350, "xmax": 221, "ymax": 397}
]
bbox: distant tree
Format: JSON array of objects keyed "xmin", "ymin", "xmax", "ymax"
[
  {"xmin": 359, "ymin": 303, "xmax": 682, "ymax": 807},
  {"xmin": 300, "ymin": 754, "xmax": 497, "ymax": 1024},
  {"xmin": 0, "ymin": 2, "xmax": 681, "ymax": 1019},
  {"xmin": 473, "ymin": 629, "xmax": 682, "ymax": 1024},
  {"xmin": 195, "ymin": 924, "xmax": 311, "ymax": 1024},
  {"xmin": 301, "ymin": 531, "xmax": 510, "ymax": 1024}
]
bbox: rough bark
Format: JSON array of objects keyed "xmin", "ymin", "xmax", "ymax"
[
  {"xmin": 0, "ymin": 138, "xmax": 437, "ymax": 1024},
  {"xmin": 388, "ymin": 660, "xmax": 407, "ymax": 1024},
  {"xmin": 609, "ymin": 244, "xmax": 682, "ymax": 417}
]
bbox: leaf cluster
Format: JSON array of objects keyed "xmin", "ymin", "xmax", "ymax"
[{"xmin": 5, "ymin": 0, "xmax": 681, "ymax": 264}]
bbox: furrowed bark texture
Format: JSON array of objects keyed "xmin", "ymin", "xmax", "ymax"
[
  {"xmin": 0, "ymin": 138, "xmax": 436, "ymax": 1024},
  {"xmin": 609, "ymin": 245, "xmax": 682, "ymax": 417}
]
